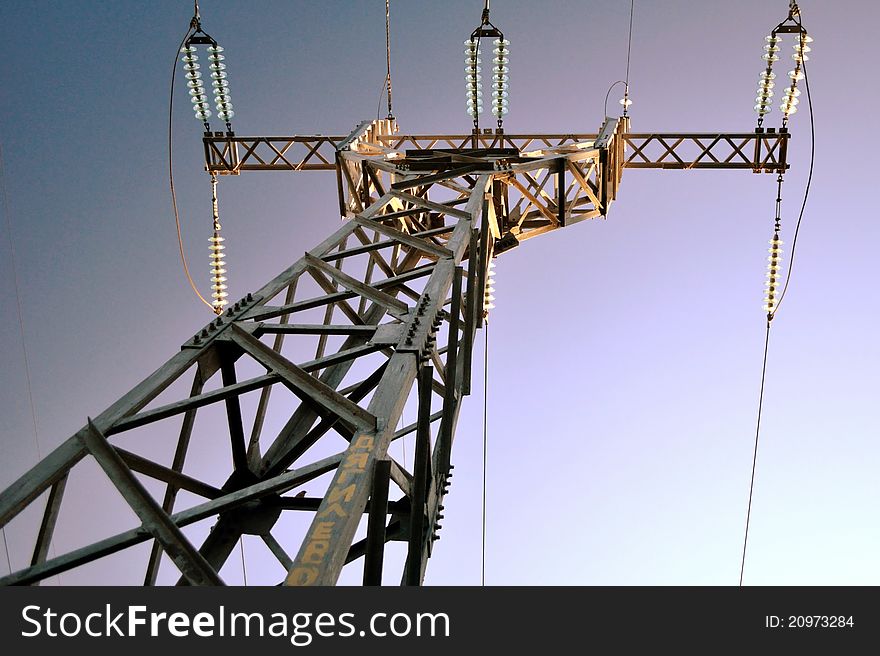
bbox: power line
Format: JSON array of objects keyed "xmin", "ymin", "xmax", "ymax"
[
  {"xmin": 740, "ymin": 8, "xmax": 815, "ymax": 585},
  {"xmin": 739, "ymin": 319, "xmax": 771, "ymax": 586},
  {"xmin": 1, "ymin": 527, "xmax": 11, "ymax": 575},
  {"xmin": 603, "ymin": 80, "xmax": 627, "ymax": 117},
  {"xmin": 771, "ymin": 19, "xmax": 814, "ymax": 318},
  {"xmin": 0, "ymin": 143, "xmax": 42, "ymax": 464},
  {"xmin": 622, "ymin": 0, "xmax": 635, "ymax": 115},
  {"xmin": 481, "ymin": 322, "xmax": 489, "ymax": 586},
  {"xmin": 239, "ymin": 537, "xmax": 248, "ymax": 585},
  {"xmin": 625, "ymin": 0, "xmax": 634, "ymax": 86},
  {"xmin": 1, "ymin": 141, "xmax": 45, "ymax": 579}
]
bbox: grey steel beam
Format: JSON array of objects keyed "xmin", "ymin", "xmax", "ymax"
[
  {"xmin": 363, "ymin": 459, "xmax": 392, "ymax": 586},
  {"xmin": 204, "ymin": 131, "xmax": 789, "ymax": 173},
  {"xmin": 0, "ymin": 453, "xmax": 343, "ymax": 586},
  {"xmin": 263, "ymin": 362, "xmax": 388, "ymax": 477},
  {"xmin": 29, "ymin": 475, "xmax": 67, "ymax": 576},
  {"xmin": 437, "ymin": 267, "xmax": 463, "ymax": 474},
  {"xmin": 144, "ymin": 369, "xmax": 206, "ymax": 586},
  {"xmin": 116, "ymin": 448, "xmax": 222, "ymax": 500},
  {"xmin": 218, "ymin": 345, "xmax": 250, "ymax": 474},
  {"xmin": 0, "ymin": 348, "xmax": 202, "ymax": 529},
  {"xmin": 109, "ymin": 374, "xmax": 278, "ymax": 435},
  {"xmin": 405, "ymin": 365, "xmax": 434, "ymax": 586},
  {"xmin": 79, "ymin": 421, "xmax": 224, "ymax": 586},
  {"xmin": 231, "ymin": 325, "xmax": 377, "ymax": 433},
  {"xmin": 261, "ymin": 532, "xmax": 294, "ymax": 571},
  {"xmin": 247, "ymin": 280, "xmax": 298, "ymax": 471}
]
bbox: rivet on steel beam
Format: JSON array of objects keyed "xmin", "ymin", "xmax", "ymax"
[{"xmin": 201, "ymin": 328, "xmax": 210, "ymax": 337}]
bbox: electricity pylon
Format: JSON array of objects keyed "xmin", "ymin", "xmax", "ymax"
[{"xmin": 0, "ymin": 117, "xmax": 790, "ymax": 586}]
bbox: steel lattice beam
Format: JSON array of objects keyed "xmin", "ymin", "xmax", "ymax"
[{"xmin": 204, "ymin": 125, "xmax": 788, "ymax": 175}]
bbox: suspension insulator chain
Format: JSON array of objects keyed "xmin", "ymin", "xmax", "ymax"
[
  {"xmin": 180, "ymin": 9, "xmax": 236, "ymax": 135},
  {"xmin": 465, "ymin": 3, "xmax": 508, "ymax": 133},
  {"xmin": 209, "ymin": 173, "xmax": 228, "ymax": 314},
  {"xmin": 465, "ymin": 38, "xmax": 482, "ymax": 127},
  {"xmin": 181, "ymin": 45, "xmax": 212, "ymax": 130},
  {"xmin": 763, "ymin": 174, "xmax": 784, "ymax": 319},
  {"xmin": 754, "ymin": 7, "xmax": 812, "ymax": 129},
  {"xmin": 207, "ymin": 44, "xmax": 234, "ymax": 132},
  {"xmin": 491, "ymin": 38, "xmax": 509, "ymax": 127},
  {"xmin": 781, "ymin": 32, "xmax": 811, "ymax": 125},
  {"xmin": 483, "ymin": 258, "xmax": 496, "ymax": 320}
]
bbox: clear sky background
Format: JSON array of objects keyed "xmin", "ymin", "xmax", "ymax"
[{"xmin": 1, "ymin": 0, "xmax": 877, "ymax": 586}]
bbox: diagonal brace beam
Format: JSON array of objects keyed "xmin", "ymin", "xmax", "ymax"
[
  {"xmin": 231, "ymin": 325, "xmax": 377, "ymax": 432},
  {"xmin": 80, "ymin": 420, "xmax": 224, "ymax": 586}
]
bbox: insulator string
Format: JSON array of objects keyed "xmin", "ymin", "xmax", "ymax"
[
  {"xmin": 465, "ymin": 2, "xmax": 508, "ymax": 133},
  {"xmin": 491, "ymin": 38, "xmax": 509, "ymax": 126},
  {"xmin": 384, "ymin": 0, "xmax": 394, "ymax": 119},
  {"xmin": 208, "ymin": 44, "xmax": 234, "ymax": 131},
  {"xmin": 170, "ymin": 23, "xmax": 214, "ymax": 312},
  {"xmin": 740, "ymin": 1, "xmax": 814, "ymax": 586},
  {"xmin": 209, "ymin": 173, "xmax": 228, "ymax": 314},
  {"xmin": 771, "ymin": 17, "xmax": 814, "ymax": 317},
  {"xmin": 181, "ymin": 44, "xmax": 212, "ymax": 130},
  {"xmin": 483, "ymin": 258, "xmax": 496, "ymax": 318},
  {"xmin": 465, "ymin": 38, "xmax": 483, "ymax": 132},
  {"xmin": 755, "ymin": 34, "xmax": 779, "ymax": 125}
]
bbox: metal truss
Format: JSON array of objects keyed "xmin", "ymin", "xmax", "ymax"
[
  {"xmin": 205, "ymin": 124, "xmax": 789, "ymax": 175},
  {"xmin": 0, "ymin": 116, "xmax": 778, "ymax": 586}
]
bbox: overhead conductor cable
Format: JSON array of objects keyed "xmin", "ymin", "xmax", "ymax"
[{"xmin": 740, "ymin": 0, "xmax": 813, "ymax": 586}]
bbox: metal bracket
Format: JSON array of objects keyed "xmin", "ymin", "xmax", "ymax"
[
  {"xmin": 183, "ymin": 292, "xmax": 262, "ymax": 350},
  {"xmin": 396, "ymin": 292, "xmax": 442, "ymax": 365}
]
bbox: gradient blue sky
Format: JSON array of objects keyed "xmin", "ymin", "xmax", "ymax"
[{"xmin": 1, "ymin": 0, "xmax": 877, "ymax": 585}]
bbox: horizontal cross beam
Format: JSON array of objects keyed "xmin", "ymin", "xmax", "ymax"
[{"xmin": 204, "ymin": 131, "xmax": 789, "ymax": 174}]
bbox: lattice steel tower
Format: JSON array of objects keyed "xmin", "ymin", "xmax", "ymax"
[{"xmin": 0, "ymin": 3, "xmax": 807, "ymax": 586}]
